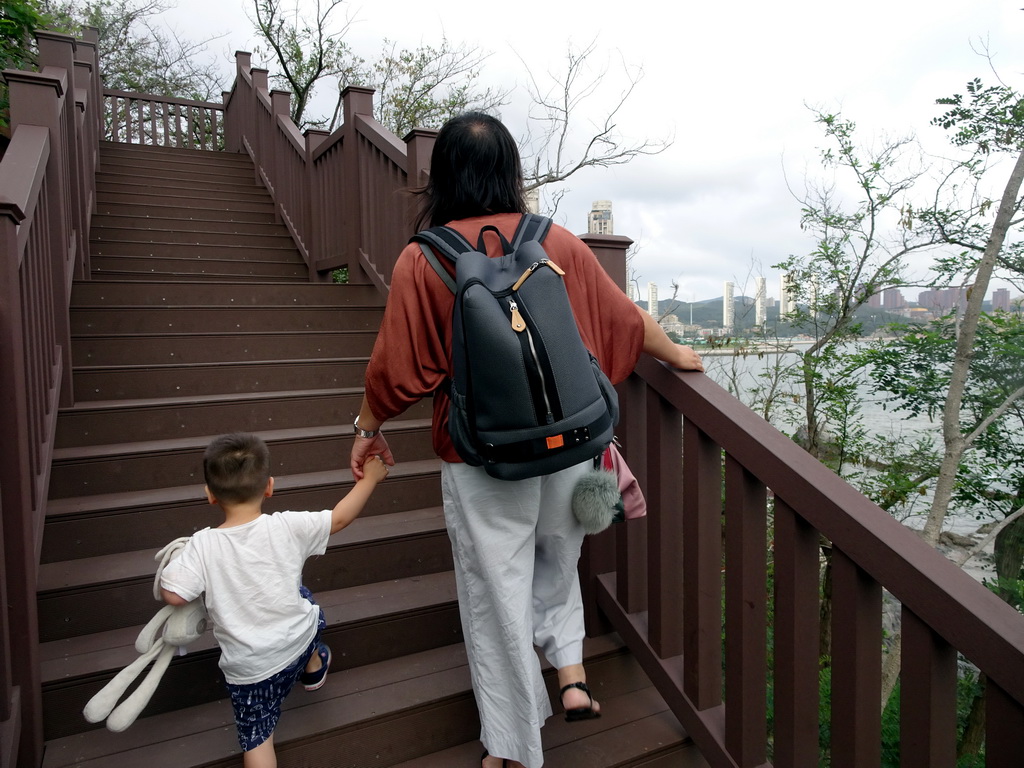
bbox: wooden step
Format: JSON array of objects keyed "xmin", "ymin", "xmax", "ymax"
[
  {"xmin": 41, "ymin": 635, "xmax": 667, "ymax": 768},
  {"xmin": 42, "ymin": 459, "xmax": 445, "ymax": 562},
  {"xmin": 48, "ymin": 419, "xmax": 434, "ymax": 499},
  {"xmin": 91, "ymin": 214, "xmax": 287, "ymax": 236},
  {"xmin": 53, "ymin": 388, "xmax": 427, "ymax": 449},
  {"xmin": 90, "ymin": 244, "xmax": 303, "ymax": 264},
  {"xmin": 96, "ymin": 178, "xmax": 274, "ymax": 204},
  {"xmin": 69, "ymin": 280, "xmax": 380, "ymax": 307},
  {"xmin": 95, "ymin": 192, "xmax": 276, "ymax": 216},
  {"xmin": 70, "ymin": 305, "xmax": 381, "ymax": 334},
  {"xmin": 98, "ymin": 141, "xmax": 252, "ymax": 164},
  {"xmin": 98, "ymin": 156, "xmax": 255, "ymax": 180},
  {"xmin": 70, "ymin": 330, "xmax": 377, "ymax": 366},
  {"xmin": 91, "ymin": 225, "xmax": 297, "ymax": 249},
  {"xmin": 69, "ymin": 357, "xmax": 370, "ymax": 401}
]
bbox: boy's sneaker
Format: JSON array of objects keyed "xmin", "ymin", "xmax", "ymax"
[{"xmin": 300, "ymin": 642, "xmax": 332, "ymax": 691}]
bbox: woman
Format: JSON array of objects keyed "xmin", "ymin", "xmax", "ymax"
[{"xmin": 349, "ymin": 112, "xmax": 703, "ymax": 768}]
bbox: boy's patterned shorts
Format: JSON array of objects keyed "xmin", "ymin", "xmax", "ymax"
[{"xmin": 226, "ymin": 586, "xmax": 326, "ymax": 752}]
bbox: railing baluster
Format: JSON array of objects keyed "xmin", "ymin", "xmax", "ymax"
[
  {"xmin": 724, "ymin": 455, "xmax": 767, "ymax": 766},
  {"xmin": 830, "ymin": 547, "xmax": 882, "ymax": 767},
  {"xmin": 161, "ymin": 100, "xmax": 171, "ymax": 147},
  {"xmin": 772, "ymin": 498, "xmax": 821, "ymax": 766},
  {"xmin": 648, "ymin": 392, "xmax": 684, "ymax": 658},
  {"xmin": 617, "ymin": 372, "xmax": 647, "ymax": 613},
  {"xmin": 899, "ymin": 606, "xmax": 956, "ymax": 766},
  {"xmin": 985, "ymin": 677, "xmax": 1024, "ymax": 767},
  {"xmin": 682, "ymin": 415, "xmax": 722, "ymax": 708}
]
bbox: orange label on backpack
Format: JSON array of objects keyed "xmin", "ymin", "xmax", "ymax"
[{"xmin": 546, "ymin": 435, "xmax": 564, "ymax": 450}]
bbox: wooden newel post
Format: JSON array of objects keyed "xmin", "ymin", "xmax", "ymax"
[
  {"xmin": 340, "ymin": 86, "xmax": 376, "ymax": 284},
  {"xmin": 578, "ymin": 232, "xmax": 634, "ymax": 636},
  {"xmin": 580, "ymin": 233, "xmax": 632, "ymax": 290},
  {"xmin": 403, "ymin": 128, "xmax": 437, "ymax": 232}
]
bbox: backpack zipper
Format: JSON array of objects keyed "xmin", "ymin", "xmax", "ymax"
[{"xmin": 508, "ymin": 297, "xmax": 555, "ymax": 424}]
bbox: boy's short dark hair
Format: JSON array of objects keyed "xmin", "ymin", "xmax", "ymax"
[{"xmin": 204, "ymin": 433, "xmax": 271, "ymax": 505}]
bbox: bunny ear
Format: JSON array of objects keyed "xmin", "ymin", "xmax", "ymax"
[
  {"xmin": 136, "ymin": 604, "xmax": 174, "ymax": 654},
  {"xmin": 105, "ymin": 643, "xmax": 175, "ymax": 732},
  {"xmin": 82, "ymin": 641, "xmax": 166, "ymax": 723}
]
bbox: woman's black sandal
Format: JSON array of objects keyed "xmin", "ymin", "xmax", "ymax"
[{"xmin": 560, "ymin": 681, "xmax": 601, "ymax": 722}]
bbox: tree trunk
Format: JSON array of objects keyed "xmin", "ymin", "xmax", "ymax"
[
  {"xmin": 957, "ymin": 673, "xmax": 986, "ymax": 762},
  {"xmin": 818, "ymin": 548, "xmax": 833, "ymax": 662}
]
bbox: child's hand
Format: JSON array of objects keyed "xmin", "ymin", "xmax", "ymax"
[{"xmin": 362, "ymin": 454, "xmax": 389, "ymax": 484}]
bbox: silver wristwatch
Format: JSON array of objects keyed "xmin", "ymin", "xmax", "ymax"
[{"xmin": 353, "ymin": 417, "xmax": 379, "ymax": 439}]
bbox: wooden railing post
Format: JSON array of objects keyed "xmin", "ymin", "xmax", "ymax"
[
  {"xmin": 403, "ymin": 128, "xmax": 436, "ymax": 236},
  {"xmin": 579, "ymin": 233, "xmax": 630, "ymax": 290},
  {"xmin": 36, "ymin": 31, "xmax": 87, "ymax": 282},
  {"xmin": 76, "ymin": 27, "xmax": 101, "ymax": 167},
  {"xmin": 578, "ymin": 232, "xmax": 633, "ymax": 633},
  {"xmin": 340, "ymin": 86, "xmax": 375, "ymax": 284},
  {"xmin": 304, "ymin": 128, "xmax": 329, "ymax": 280},
  {"xmin": 73, "ymin": 31, "xmax": 99, "ymax": 252}
]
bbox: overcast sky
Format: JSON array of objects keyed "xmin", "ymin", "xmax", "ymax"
[{"xmin": 158, "ymin": 0, "xmax": 1024, "ymax": 303}]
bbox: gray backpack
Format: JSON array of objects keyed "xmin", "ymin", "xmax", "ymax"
[{"xmin": 412, "ymin": 214, "xmax": 618, "ymax": 480}]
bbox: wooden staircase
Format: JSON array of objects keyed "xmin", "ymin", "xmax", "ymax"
[{"xmin": 37, "ymin": 142, "xmax": 702, "ymax": 768}]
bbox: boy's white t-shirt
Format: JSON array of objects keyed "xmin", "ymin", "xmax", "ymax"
[{"xmin": 160, "ymin": 509, "xmax": 332, "ymax": 685}]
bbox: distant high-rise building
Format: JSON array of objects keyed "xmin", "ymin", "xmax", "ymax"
[
  {"xmin": 779, "ymin": 272, "xmax": 797, "ymax": 318},
  {"xmin": 588, "ymin": 200, "xmax": 613, "ymax": 235},
  {"xmin": 755, "ymin": 276, "xmax": 766, "ymax": 326},
  {"xmin": 993, "ymin": 287, "xmax": 1011, "ymax": 312},
  {"xmin": 647, "ymin": 282, "xmax": 659, "ymax": 318},
  {"xmin": 723, "ymin": 281, "xmax": 734, "ymax": 331},
  {"xmin": 868, "ymin": 291, "xmax": 882, "ymax": 308},
  {"xmin": 883, "ymin": 288, "xmax": 906, "ymax": 310},
  {"xmin": 626, "ymin": 281, "xmax": 637, "ymax": 303},
  {"xmin": 525, "ymin": 188, "xmax": 540, "ymax": 214}
]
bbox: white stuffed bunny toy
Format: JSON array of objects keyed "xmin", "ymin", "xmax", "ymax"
[{"xmin": 83, "ymin": 537, "xmax": 208, "ymax": 732}]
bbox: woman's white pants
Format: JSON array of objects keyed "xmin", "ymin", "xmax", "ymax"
[{"xmin": 440, "ymin": 460, "xmax": 590, "ymax": 768}]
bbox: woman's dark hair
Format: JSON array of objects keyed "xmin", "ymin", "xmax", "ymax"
[
  {"xmin": 416, "ymin": 112, "xmax": 528, "ymax": 229},
  {"xmin": 203, "ymin": 432, "xmax": 271, "ymax": 505}
]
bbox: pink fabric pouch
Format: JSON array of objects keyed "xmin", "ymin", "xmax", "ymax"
[
  {"xmin": 602, "ymin": 442, "xmax": 647, "ymax": 520},
  {"xmin": 571, "ymin": 441, "xmax": 647, "ymax": 534}
]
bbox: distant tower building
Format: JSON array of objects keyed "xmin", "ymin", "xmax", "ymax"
[
  {"xmin": 868, "ymin": 290, "xmax": 882, "ymax": 308},
  {"xmin": 588, "ymin": 200, "xmax": 613, "ymax": 235},
  {"xmin": 883, "ymin": 288, "xmax": 906, "ymax": 310},
  {"xmin": 647, "ymin": 282, "xmax": 659, "ymax": 318},
  {"xmin": 525, "ymin": 188, "xmax": 540, "ymax": 214},
  {"xmin": 723, "ymin": 281, "xmax": 735, "ymax": 332},
  {"xmin": 780, "ymin": 272, "xmax": 797, "ymax": 318},
  {"xmin": 626, "ymin": 281, "xmax": 638, "ymax": 303},
  {"xmin": 993, "ymin": 287, "xmax": 1011, "ymax": 312},
  {"xmin": 755, "ymin": 276, "xmax": 766, "ymax": 326}
]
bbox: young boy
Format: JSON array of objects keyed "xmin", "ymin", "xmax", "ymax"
[{"xmin": 160, "ymin": 432, "xmax": 388, "ymax": 768}]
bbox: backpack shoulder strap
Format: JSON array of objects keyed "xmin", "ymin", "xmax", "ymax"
[
  {"xmin": 416, "ymin": 243, "xmax": 456, "ymax": 293},
  {"xmin": 410, "ymin": 226, "xmax": 475, "ymax": 294},
  {"xmin": 511, "ymin": 213, "xmax": 552, "ymax": 248}
]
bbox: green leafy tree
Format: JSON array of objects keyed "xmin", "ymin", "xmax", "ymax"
[
  {"xmin": 248, "ymin": 0, "xmax": 361, "ymax": 129},
  {"xmin": 42, "ymin": 0, "xmax": 224, "ymax": 99},
  {"xmin": 344, "ymin": 37, "xmax": 507, "ymax": 138},
  {"xmin": 1, "ymin": 0, "xmax": 51, "ymax": 133}
]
